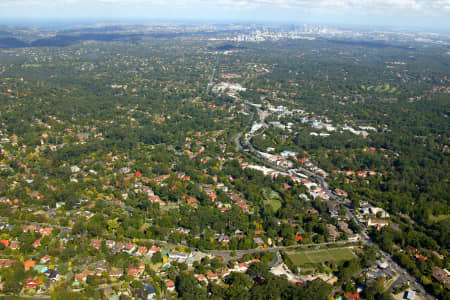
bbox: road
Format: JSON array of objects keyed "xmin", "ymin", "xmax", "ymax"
[
  {"xmin": 3, "ymin": 212, "xmax": 431, "ymax": 298},
  {"xmin": 206, "ymin": 241, "xmax": 360, "ymax": 263},
  {"xmin": 0, "ymin": 102, "xmax": 433, "ymax": 299},
  {"xmin": 206, "ymin": 54, "xmax": 219, "ymax": 94},
  {"xmin": 206, "ymin": 66, "xmax": 216, "ymax": 94},
  {"xmin": 236, "ymin": 102, "xmax": 434, "ymax": 300},
  {"xmin": 0, "ymin": 217, "xmax": 71, "ymax": 232}
]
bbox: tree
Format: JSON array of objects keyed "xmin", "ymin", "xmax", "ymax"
[
  {"xmin": 361, "ymin": 246, "xmax": 377, "ymax": 268},
  {"xmin": 107, "ymin": 218, "xmax": 119, "ymax": 231},
  {"xmin": 303, "ymin": 279, "xmax": 332, "ymax": 300},
  {"xmin": 338, "ymin": 259, "xmax": 361, "ymax": 283},
  {"xmin": 151, "ymin": 252, "xmax": 162, "ymax": 264},
  {"xmin": 3, "ymin": 279, "xmax": 21, "ymax": 294},
  {"xmin": 351, "ymin": 198, "xmax": 360, "ymax": 210},
  {"xmin": 86, "ymin": 214, "xmax": 106, "ymax": 237},
  {"xmin": 2, "ymin": 262, "xmax": 25, "ymax": 294},
  {"xmin": 361, "ymin": 278, "xmax": 392, "ymax": 300},
  {"xmin": 225, "ymin": 272, "xmax": 250, "ymax": 287},
  {"xmin": 247, "ymin": 262, "xmax": 268, "ymax": 279},
  {"xmin": 208, "ymin": 282, "xmax": 225, "ymax": 299},
  {"xmin": 175, "ymin": 273, "xmax": 206, "ymax": 299},
  {"xmin": 72, "ymin": 219, "xmax": 86, "ymax": 235}
]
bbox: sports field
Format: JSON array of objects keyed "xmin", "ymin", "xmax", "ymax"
[{"xmin": 287, "ymin": 247, "xmax": 355, "ymax": 266}]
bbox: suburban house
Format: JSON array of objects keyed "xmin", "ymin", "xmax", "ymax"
[
  {"xmin": 123, "ymin": 242, "xmax": 136, "ymax": 254},
  {"xmin": 127, "ymin": 265, "xmax": 145, "ymax": 277},
  {"xmin": 165, "ymin": 280, "xmax": 175, "ymax": 292},
  {"xmin": 207, "ymin": 273, "xmax": 219, "ymax": 281},
  {"xmin": 345, "ymin": 292, "xmax": 360, "ymax": 300},
  {"xmin": 195, "ymin": 274, "xmax": 208, "ymax": 284},
  {"xmin": 168, "ymin": 251, "xmax": 188, "ymax": 262},
  {"xmin": 24, "ymin": 260, "xmax": 36, "ymax": 270},
  {"xmin": 75, "ymin": 270, "xmax": 96, "ymax": 282},
  {"xmin": 136, "ymin": 246, "xmax": 148, "ymax": 256},
  {"xmin": 90, "ymin": 240, "xmax": 101, "ymax": 250},
  {"xmin": 109, "ymin": 269, "xmax": 124, "ymax": 279},
  {"xmin": 148, "ymin": 247, "xmax": 162, "ymax": 256},
  {"xmin": 40, "ymin": 255, "xmax": 51, "ymax": 264},
  {"xmin": 144, "ymin": 283, "xmax": 156, "ymax": 300},
  {"xmin": 106, "ymin": 240, "xmax": 116, "ymax": 248},
  {"xmin": 25, "ymin": 279, "xmax": 40, "ymax": 288},
  {"xmin": 234, "ymin": 262, "xmax": 249, "ymax": 273},
  {"xmin": 367, "ymin": 219, "xmax": 389, "ymax": 229},
  {"xmin": 253, "ymin": 237, "xmax": 265, "ymax": 247}
]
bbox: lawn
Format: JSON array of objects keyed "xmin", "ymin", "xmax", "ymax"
[
  {"xmin": 287, "ymin": 248, "xmax": 356, "ymax": 266},
  {"xmin": 288, "ymin": 252, "xmax": 310, "ymax": 265},
  {"xmin": 263, "ymin": 199, "xmax": 282, "ymax": 212},
  {"xmin": 429, "ymin": 214, "xmax": 450, "ymax": 223},
  {"xmin": 160, "ymin": 203, "xmax": 179, "ymax": 211},
  {"xmin": 373, "ymin": 84, "xmax": 392, "ymax": 93}
]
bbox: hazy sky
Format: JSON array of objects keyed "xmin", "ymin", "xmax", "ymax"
[{"xmin": 0, "ymin": 0, "xmax": 449, "ymax": 30}]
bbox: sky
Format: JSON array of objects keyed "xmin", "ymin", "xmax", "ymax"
[{"xmin": 0, "ymin": 0, "xmax": 449, "ymax": 31}]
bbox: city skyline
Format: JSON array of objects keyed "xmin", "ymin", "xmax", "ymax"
[{"xmin": 0, "ymin": 0, "xmax": 449, "ymax": 31}]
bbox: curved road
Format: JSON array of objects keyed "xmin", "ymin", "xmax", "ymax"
[{"xmin": 235, "ymin": 102, "xmax": 434, "ymax": 300}]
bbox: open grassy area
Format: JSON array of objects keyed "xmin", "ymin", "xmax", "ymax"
[
  {"xmin": 287, "ymin": 248, "xmax": 356, "ymax": 266},
  {"xmin": 288, "ymin": 252, "xmax": 311, "ymax": 265},
  {"xmin": 160, "ymin": 203, "xmax": 179, "ymax": 211},
  {"xmin": 429, "ymin": 214, "xmax": 450, "ymax": 223},
  {"xmin": 263, "ymin": 199, "xmax": 282, "ymax": 212},
  {"xmin": 362, "ymin": 84, "xmax": 396, "ymax": 93}
]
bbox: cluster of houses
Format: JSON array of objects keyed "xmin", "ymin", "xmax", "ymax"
[
  {"xmin": 340, "ymin": 170, "xmax": 382, "ymax": 178},
  {"xmin": 356, "ymin": 201, "xmax": 390, "ymax": 230},
  {"xmin": 337, "ymin": 260, "xmax": 397, "ymax": 300},
  {"xmin": 267, "ymin": 104, "xmax": 376, "ymax": 140},
  {"xmin": 212, "ymin": 82, "xmax": 246, "ymax": 94},
  {"xmin": 192, "ymin": 259, "xmax": 261, "ymax": 285},
  {"xmin": 73, "ymin": 246, "xmax": 195, "ymax": 288},
  {"xmin": 254, "ymin": 151, "xmax": 295, "ymax": 169},
  {"xmin": 0, "ymin": 224, "xmax": 54, "ymax": 251},
  {"xmin": 90, "ymin": 239, "xmax": 164, "ymax": 257},
  {"xmin": 0, "ymin": 257, "xmax": 60, "ymax": 292}
]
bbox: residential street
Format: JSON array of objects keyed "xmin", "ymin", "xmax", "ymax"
[{"xmin": 236, "ymin": 102, "xmax": 435, "ymax": 300}]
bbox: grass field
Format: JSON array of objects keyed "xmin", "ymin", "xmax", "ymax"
[
  {"xmin": 160, "ymin": 203, "xmax": 179, "ymax": 211},
  {"xmin": 263, "ymin": 199, "xmax": 282, "ymax": 212},
  {"xmin": 362, "ymin": 84, "xmax": 396, "ymax": 94},
  {"xmin": 287, "ymin": 248, "xmax": 356, "ymax": 266},
  {"xmin": 429, "ymin": 214, "xmax": 450, "ymax": 223}
]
